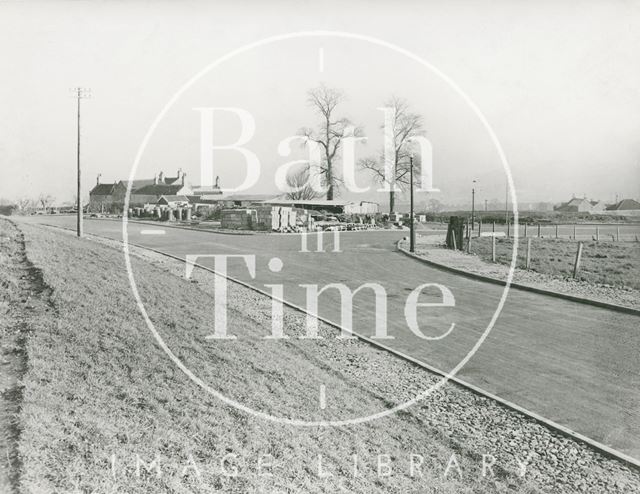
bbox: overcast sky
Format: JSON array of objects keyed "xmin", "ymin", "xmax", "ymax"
[{"xmin": 1, "ymin": 0, "xmax": 639, "ymax": 207}]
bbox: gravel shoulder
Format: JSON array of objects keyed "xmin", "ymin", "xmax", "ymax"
[
  {"xmin": 404, "ymin": 234, "xmax": 640, "ymax": 310},
  {"xmin": 6, "ymin": 219, "xmax": 640, "ymax": 492}
]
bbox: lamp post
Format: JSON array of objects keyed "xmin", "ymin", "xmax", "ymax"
[{"xmin": 409, "ymin": 154, "xmax": 415, "ymax": 252}]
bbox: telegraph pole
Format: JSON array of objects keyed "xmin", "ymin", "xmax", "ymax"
[
  {"xmin": 505, "ymin": 178, "xmax": 509, "ymax": 227},
  {"xmin": 72, "ymin": 87, "xmax": 90, "ymax": 237},
  {"xmin": 471, "ymin": 179, "xmax": 477, "ymax": 230},
  {"xmin": 409, "ymin": 154, "xmax": 415, "ymax": 252}
]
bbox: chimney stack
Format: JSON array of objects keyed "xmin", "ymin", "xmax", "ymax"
[
  {"xmin": 154, "ymin": 174, "xmax": 158, "ymax": 185},
  {"xmin": 96, "ymin": 174, "xmax": 101, "ymax": 185},
  {"xmin": 158, "ymin": 171, "xmax": 164, "ymax": 184},
  {"xmin": 177, "ymin": 168, "xmax": 183, "ymax": 179},
  {"xmin": 182, "ymin": 172, "xmax": 186, "ymax": 185}
]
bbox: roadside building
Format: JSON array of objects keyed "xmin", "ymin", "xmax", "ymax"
[
  {"xmin": 88, "ymin": 176, "xmax": 127, "ymax": 213},
  {"xmin": 156, "ymin": 195, "xmax": 190, "ymax": 208},
  {"xmin": 604, "ymin": 198, "xmax": 640, "ymax": 216},
  {"xmin": 129, "ymin": 172, "xmax": 192, "ymax": 206},
  {"xmin": 261, "ymin": 199, "xmax": 379, "ymax": 215},
  {"xmin": 606, "ymin": 198, "xmax": 640, "ymax": 211},
  {"xmin": 554, "ymin": 197, "xmax": 606, "ymax": 213},
  {"xmin": 224, "ymin": 194, "xmax": 280, "ymax": 208}
]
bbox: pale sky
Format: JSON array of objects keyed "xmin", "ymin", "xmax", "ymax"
[{"xmin": 1, "ymin": 0, "xmax": 639, "ymax": 207}]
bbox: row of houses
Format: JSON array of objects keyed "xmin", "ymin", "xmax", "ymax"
[
  {"xmin": 88, "ymin": 170, "xmax": 380, "ymax": 216},
  {"xmin": 554, "ymin": 196, "xmax": 640, "ymax": 214}
]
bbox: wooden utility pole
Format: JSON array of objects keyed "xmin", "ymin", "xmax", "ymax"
[
  {"xmin": 491, "ymin": 234, "xmax": 496, "ymax": 262},
  {"xmin": 525, "ymin": 238, "xmax": 532, "ymax": 269},
  {"xmin": 504, "ymin": 178, "xmax": 509, "ymax": 227},
  {"xmin": 72, "ymin": 87, "xmax": 90, "ymax": 237},
  {"xmin": 471, "ymin": 180, "xmax": 476, "ymax": 229},
  {"xmin": 409, "ymin": 155, "xmax": 415, "ymax": 252},
  {"xmin": 573, "ymin": 242, "xmax": 584, "ymax": 278}
]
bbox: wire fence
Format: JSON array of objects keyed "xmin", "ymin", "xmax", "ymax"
[{"xmin": 468, "ymin": 221, "xmax": 640, "ymax": 242}]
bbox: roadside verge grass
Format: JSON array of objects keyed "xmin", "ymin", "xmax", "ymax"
[{"xmin": 470, "ymin": 237, "xmax": 640, "ymax": 289}]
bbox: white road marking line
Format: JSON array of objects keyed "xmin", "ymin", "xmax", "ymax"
[
  {"xmin": 318, "ymin": 47, "xmax": 324, "ymax": 72},
  {"xmin": 140, "ymin": 229, "xmax": 166, "ymax": 235},
  {"xmin": 319, "ymin": 384, "xmax": 326, "ymax": 409}
]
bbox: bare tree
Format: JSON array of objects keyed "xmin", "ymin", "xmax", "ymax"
[
  {"xmin": 299, "ymin": 85, "xmax": 361, "ymax": 200},
  {"xmin": 38, "ymin": 194, "xmax": 54, "ymax": 212},
  {"xmin": 285, "ymin": 165, "xmax": 323, "ymax": 201},
  {"xmin": 16, "ymin": 197, "xmax": 34, "ymax": 213},
  {"xmin": 360, "ymin": 96, "xmax": 424, "ymax": 213}
]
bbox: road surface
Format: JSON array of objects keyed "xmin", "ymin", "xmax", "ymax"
[{"xmin": 22, "ymin": 216, "xmax": 640, "ymax": 459}]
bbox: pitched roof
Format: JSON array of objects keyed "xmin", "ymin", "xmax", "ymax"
[
  {"xmin": 186, "ymin": 195, "xmax": 223, "ymax": 204},
  {"xmin": 90, "ymin": 183, "xmax": 117, "ymax": 196},
  {"xmin": 262, "ymin": 199, "xmax": 352, "ymax": 206},
  {"xmin": 157, "ymin": 195, "xmax": 190, "ymax": 204},
  {"xmin": 566, "ymin": 197, "xmax": 589, "ymax": 206},
  {"xmin": 119, "ymin": 179, "xmax": 155, "ymax": 191},
  {"xmin": 132, "ymin": 184, "xmax": 186, "ymax": 196},
  {"xmin": 606, "ymin": 199, "xmax": 640, "ymax": 211},
  {"xmin": 226, "ymin": 194, "xmax": 281, "ymax": 202}
]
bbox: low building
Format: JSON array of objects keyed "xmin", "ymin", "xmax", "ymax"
[
  {"xmin": 554, "ymin": 197, "xmax": 606, "ymax": 213},
  {"xmin": 224, "ymin": 194, "xmax": 280, "ymax": 208},
  {"xmin": 606, "ymin": 198, "xmax": 640, "ymax": 211},
  {"xmin": 156, "ymin": 195, "xmax": 190, "ymax": 208},
  {"xmin": 261, "ymin": 199, "xmax": 379, "ymax": 215}
]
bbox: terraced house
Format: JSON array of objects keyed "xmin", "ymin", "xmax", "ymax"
[{"xmin": 88, "ymin": 170, "xmax": 192, "ymax": 212}]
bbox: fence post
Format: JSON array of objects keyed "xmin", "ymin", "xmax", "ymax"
[
  {"xmin": 573, "ymin": 241, "xmax": 583, "ymax": 278},
  {"xmin": 524, "ymin": 223, "xmax": 527, "ymax": 237},
  {"xmin": 616, "ymin": 226, "xmax": 620, "ymax": 242},
  {"xmin": 537, "ymin": 224, "xmax": 541, "ymax": 238},
  {"xmin": 555, "ymin": 224, "xmax": 558, "ymax": 239},
  {"xmin": 526, "ymin": 237, "xmax": 532, "ymax": 270},
  {"xmin": 466, "ymin": 235, "xmax": 471, "ymax": 253},
  {"xmin": 492, "ymin": 221, "xmax": 495, "ymax": 233},
  {"xmin": 478, "ymin": 219, "xmax": 482, "ymax": 238},
  {"xmin": 507, "ymin": 220, "xmax": 510, "ymax": 238},
  {"xmin": 573, "ymin": 224, "xmax": 577, "ymax": 240},
  {"xmin": 492, "ymin": 235, "xmax": 496, "ymax": 262},
  {"xmin": 596, "ymin": 226, "xmax": 599, "ymax": 241}
]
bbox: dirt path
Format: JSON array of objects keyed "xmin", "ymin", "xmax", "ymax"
[{"xmin": 0, "ymin": 220, "xmax": 52, "ymax": 492}]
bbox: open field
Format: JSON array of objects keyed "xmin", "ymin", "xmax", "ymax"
[
  {"xmin": 469, "ymin": 237, "xmax": 640, "ymax": 290},
  {"xmin": 4, "ymin": 218, "xmax": 640, "ymax": 492}
]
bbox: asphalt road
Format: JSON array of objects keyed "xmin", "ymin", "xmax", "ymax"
[{"xmin": 23, "ymin": 215, "xmax": 640, "ymax": 458}]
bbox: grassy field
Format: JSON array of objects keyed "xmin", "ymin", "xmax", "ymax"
[
  {"xmin": 1, "ymin": 219, "xmax": 548, "ymax": 493},
  {"xmin": 469, "ymin": 237, "xmax": 640, "ymax": 289}
]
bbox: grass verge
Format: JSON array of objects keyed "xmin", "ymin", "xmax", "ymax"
[{"xmin": 470, "ymin": 237, "xmax": 640, "ymax": 289}]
